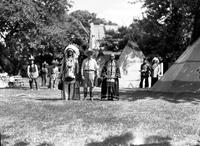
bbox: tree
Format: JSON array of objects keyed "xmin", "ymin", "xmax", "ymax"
[
  {"xmin": 128, "ymin": 0, "xmax": 198, "ymax": 63},
  {"xmin": 0, "ymin": 0, "xmax": 72, "ymax": 74}
]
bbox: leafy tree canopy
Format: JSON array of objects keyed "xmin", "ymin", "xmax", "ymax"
[
  {"xmin": 127, "ymin": 0, "xmax": 200, "ymax": 63},
  {"xmin": 0, "ymin": 0, "xmax": 72, "ymax": 74}
]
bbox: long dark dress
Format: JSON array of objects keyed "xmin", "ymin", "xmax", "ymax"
[{"xmin": 101, "ymin": 60, "xmax": 121, "ymax": 100}]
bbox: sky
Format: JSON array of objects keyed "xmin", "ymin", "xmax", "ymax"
[{"xmin": 70, "ymin": 0, "xmax": 144, "ymax": 26}]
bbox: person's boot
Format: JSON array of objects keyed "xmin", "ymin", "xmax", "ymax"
[
  {"xmin": 29, "ymin": 80, "xmax": 33, "ymax": 90},
  {"xmin": 84, "ymin": 94, "xmax": 87, "ymax": 100},
  {"xmin": 84, "ymin": 88, "xmax": 87, "ymax": 100},
  {"xmin": 90, "ymin": 90, "xmax": 93, "ymax": 101}
]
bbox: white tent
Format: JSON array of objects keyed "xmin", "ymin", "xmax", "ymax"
[
  {"xmin": 118, "ymin": 41, "xmax": 145, "ymax": 88},
  {"xmin": 151, "ymin": 37, "xmax": 200, "ymax": 93}
]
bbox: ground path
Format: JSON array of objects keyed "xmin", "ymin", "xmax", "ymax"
[{"xmin": 1, "ymin": 86, "xmax": 200, "ymax": 146}]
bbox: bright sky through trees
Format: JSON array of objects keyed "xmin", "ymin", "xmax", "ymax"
[{"xmin": 70, "ymin": 0, "xmax": 144, "ymax": 26}]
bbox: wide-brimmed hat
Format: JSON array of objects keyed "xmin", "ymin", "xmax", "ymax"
[
  {"xmin": 84, "ymin": 49, "xmax": 95, "ymax": 56},
  {"xmin": 42, "ymin": 61, "xmax": 47, "ymax": 65},
  {"xmin": 29, "ymin": 56, "xmax": 35, "ymax": 60},
  {"xmin": 42, "ymin": 61, "xmax": 48, "ymax": 66}
]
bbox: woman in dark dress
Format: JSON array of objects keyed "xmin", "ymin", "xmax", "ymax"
[{"xmin": 101, "ymin": 54, "xmax": 121, "ymax": 100}]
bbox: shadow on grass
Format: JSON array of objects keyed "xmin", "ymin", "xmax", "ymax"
[
  {"xmin": 6, "ymin": 87, "xmax": 30, "ymax": 90},
  {"xmin": 14, "ymin": 141, "xmax": 30, "ymax": 146},
  {"xmin": 119, "ymin": 89, "xmax": 200, "ymax": 104},
  {"xmin": 36, "ymin": 142, "xmax": 55, "ymax": 146},
  {"xmin": 131, "ymin": 142, "xmax": 170, "ymax": 146},
  {"xmin": 36, "ymin": 98, "xmax": 63, "ymax": 101},
  {"xmin": 0, "ymin": 134, "xmax": 10, "ymax": 140},
  {"xmin": 86, "ymin": 132, "xmax": 133, "ymax": 146},
  {"xmin": 86, "ymin": 133, "xmax": 171, "ymax": 146},
  {"xmin": 1, "ymin": 134, "xmax": 10, "ymax": 145}
]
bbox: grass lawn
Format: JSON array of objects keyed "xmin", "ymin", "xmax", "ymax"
[{"xmin": 0, "ymin": 86, "xmax": 200, "ymax": 146}]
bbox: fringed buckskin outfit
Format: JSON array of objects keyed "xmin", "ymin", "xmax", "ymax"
[{"xmin": 101, "ymin": 60, "xmax": 121, "ymax": 100}]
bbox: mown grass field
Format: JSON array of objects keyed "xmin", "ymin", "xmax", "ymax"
[{"xmin": 1, "ymin": 86, "xmax": 200, "ymax": 146}]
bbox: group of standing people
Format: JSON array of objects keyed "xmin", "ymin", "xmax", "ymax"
[
  {"xmin": 60, "ymin": 45, "xmax": 121, "ymax": 101},
  {"xmin": 27, "ymin": 56, "xmax": 59, "ymax": 90},
  {"xmin": 139, "ymin": 57, "xmax": 161, "ymax": 88},
  {"xmin": 27, "ymin": 46, "xmax": 162, "ymax": 100}
]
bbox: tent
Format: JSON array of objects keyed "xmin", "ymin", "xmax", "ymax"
[
  {"xmin": 118, "ymin": 41, "xmax": 145, "ymax": 88},
  {"xmin": 151, "ymin": 37, "xmax": 200, "ymax": 93}
]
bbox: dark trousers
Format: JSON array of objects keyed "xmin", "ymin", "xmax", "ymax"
[
  {"xmin": 151, "ymin": 77, "xmax": 158, "ymax": 87},
  {"xmin": 29, "ymin": 78, "xmax": 38, "ymax": 89},
  {"xmin": 139, "ymin": 76, "xmax": 149, "ymax": 88},
  {"xmin": 84, "ymin": 87, "xmax": 93, "ymax": 99},
  {"xmin": 41, "ymin": 73, "xmax": 47, "ymax": 86}
]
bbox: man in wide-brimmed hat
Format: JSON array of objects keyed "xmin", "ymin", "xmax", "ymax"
[
  {"xmin": 27, "ymin": 56, "xmax": 39, "ymax": 90},
  {"xmin": 81, "ymin": 49, "xmax": 98, "ymax": 100}
]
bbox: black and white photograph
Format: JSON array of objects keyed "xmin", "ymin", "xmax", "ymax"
[{"xmin": 0, "ymin": 0, "xmax": 200, "ymax": 145}]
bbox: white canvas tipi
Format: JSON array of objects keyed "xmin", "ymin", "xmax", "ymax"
[
  {"xmin": 118, "ymin": 41, "xmax": 145, "ymax": 88},
  {"xmin": 151, "ymin": 38, "xmax": 200, "ymax": 93}
]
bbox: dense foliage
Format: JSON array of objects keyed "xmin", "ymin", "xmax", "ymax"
[
  {"xmin": 127, "ymin": 0, "xmax": 200, "ymax": 63},
  {"xmin": 0, "ymin": 0, "xmax": 73, "ymax": 74},
  {"xmin": 1, "ymin": 0, "xmax": 200, "ymax": 75}
]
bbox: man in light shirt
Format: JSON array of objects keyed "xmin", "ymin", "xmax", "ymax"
[
  {"xmin": 151, "ymin": 57, "xmax": 161, "ymax": 86},
  {"xmin": 81, "ymin": 50, "xmax": 98, "ymax": 100}
]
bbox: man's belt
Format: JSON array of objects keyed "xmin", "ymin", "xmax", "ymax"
[{"xmin": 84, "ymin": 70, "xmax": 95, "ymax": 72}]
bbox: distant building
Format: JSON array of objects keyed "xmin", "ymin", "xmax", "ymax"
[
  {"xmin": 89, "ymin": 23, "xmax": 119, "ymax": 50},
  {"xmin": 104, "ymin": 25, "xmax": 119, "ymax": 32},
  {"xmin": 89, "ymin": 23, "xmax": 105, "ymax": 50}
]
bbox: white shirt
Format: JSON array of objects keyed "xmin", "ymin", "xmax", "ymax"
[
  {"xmin": 152, "ymin": 64, "xmax": 160, "ymax": 78},
  {"xmin": 27, "ymin": 64, "xmax": 39, "ymax": 78},
  {"xmin": 81, "ymin": 58, "xmax": 98, "ymax": 75}
]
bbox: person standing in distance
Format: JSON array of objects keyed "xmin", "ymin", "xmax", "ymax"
[
  {"xmin": 139, "ymin": 58, "xmax": 150, "ymax": 88},
  {"xmin": 41, "ymin": 61, "xmax": 48, "ymax": 87},
  {"xmin": 27, "ymin": 56, "xmax": 39, "ymax": 90},
  {"xmin": 101, "ymin": 54, "xmax": 121, "ymax": 100}
]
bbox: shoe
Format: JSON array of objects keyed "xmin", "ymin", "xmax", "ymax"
[{"xmin": 108, "ymin": 98, "xmax": 113, "ymax": 101}]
